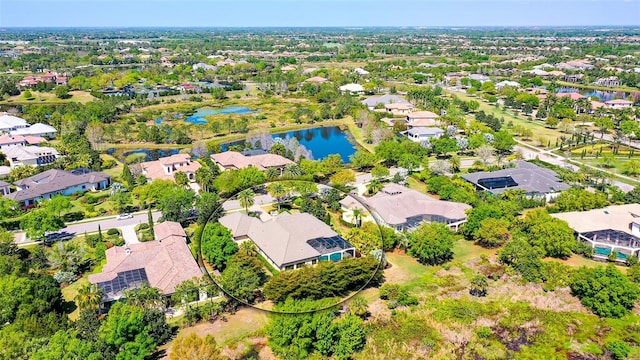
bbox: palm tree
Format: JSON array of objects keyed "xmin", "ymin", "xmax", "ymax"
[
  {"xmin": 283, "ymin": 164, "xmax": 302, "ymax": 178},
  {"xmin": 48, "ymin": 241, "xmax": 85, "ymax": 273},
  {"xmin": 352, "ymin": 208, "xmax": 363, "ymax": 227},
  {"xmin": 125, "ymin": 283, "xmax": 165, "ymax": 309},
  {"xmin": 267, "ymin": 182, "xmax": 288, "ymax": 210},
  {"xmin": 349, "ymin": 295, "xmax": 369, "ymax": 318},
  {"xmin": 237, "ymin": 189, "xmax": 256, "ymax": 213},
  {"xmin": 75, "ymin": 283, "xmax": 103, "ymax": 311},
  {"xmin": 367, "ymin": 179, "xmax": 383, "ymax": 195}
]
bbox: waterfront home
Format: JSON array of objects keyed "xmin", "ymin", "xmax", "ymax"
[
  {"xmin": 211, "ymin": 151, "xmax": 293, "ymax": 172},
  {"xmin": 605, "ymin": 99, "xmax": 633, "ymax": 109},
  {"xmin": 140, "ymin": 153, "xmax": 201, "ymax": 183}
]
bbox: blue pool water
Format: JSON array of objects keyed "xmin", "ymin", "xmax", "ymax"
[
  {"xmin": 222, "ymin": 126, "xmax": 358, "ymax": 163},
  {"xmin": 184, "ymin": 106, "xmax": 256, "ymax": 125}
]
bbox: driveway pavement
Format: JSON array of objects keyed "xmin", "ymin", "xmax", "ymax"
[
  {"xmin": 120, "ymin": 225, "xmax": 139, "ymax": 245},
  {"xmin": 15, "ymin": 210, "xmax": 162, "ymax": 244}
]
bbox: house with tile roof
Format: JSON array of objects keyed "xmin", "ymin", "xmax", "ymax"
[
  {"xmin": 219, "ymin": 212, "xmax": 355, "ymax": 271},
  {"xmin": 210, "ymin": 151, "xmax": 293, "ymax": 172},
  {"xmin": 6, "ymin": 169, "xmax": 111, "ymax": 206},
  {"xmin": 89, "ymin": 221, "xmax": 204, "ymax": 303},
  {"xmin": 0, "ymin": 134, "xmax": 47, "ymax": 149},
  {"xmin": 462, "ymin": 160, "xmax": 569, "ymax": 201},
  {"xmin": 406, "ymin": 111, "xmax": 440, "ymax": 128},
  {"xmin": 605, "ymin": 99, "xmax": 633, "ymax": 109},
  {"xmin": 551, "ymin": 204, "xmax": 640, "ymax": 262},
  {"xmin": 10, "ymin": 123, "xmax": 57, "ymax": 138},
  {"xmin": 361, "ymin": 94, "xmax": 410, "ymax": 110},
  {"xmin": 345, "ymin": 183, "xmax": 471, "ymax": 231},
  {"xmin": 140, "ymin": 154, "xmax": 201, "ymax": 183},
  {"xmin": 0, "ymin": 114, "xmax": 29, "ymax": 133},
  {"xmin": 339, "ymin": 83, "xmax": 364, "ymax": 95}
]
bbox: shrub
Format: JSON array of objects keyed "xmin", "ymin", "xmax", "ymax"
[
  {"xmin": 606, "ymin": 340, "xmax": 631, "ymax": 360},
  {"xmin": 107, "ymin": 228, "xmax": 120, "ymax": 236},
  {"xmin": 62, "ymin": 211, "xmax": 85, "ymax": 222},
  {"xmin": 476, "ymin": 326, "xmax": 492, "ymax": 339},
  {"xmin": 95, "ymin": 242, "xmax": 107, "ymax": 260},
  {"xmin": 570, "ymin": 265, "xmax": 640, "ymax": 318},
  {"xmin": 85, "ymin": 234, "xmax": 100, "ymax": 248},
  {"xmin": 138, "ymin": 223, "xmax": 150, "ymax": 230},
  {"xmin": 53, "ymin": 271, "xmax": 77, "ymax": 284},
  {"xmin": 112, "ymin": 237, "xmax": 125, "ymax": 247}
]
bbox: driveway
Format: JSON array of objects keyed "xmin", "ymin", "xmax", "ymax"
[
  {"xmin": 120, "ymin": 225, "xmax": 139, "ymax": 245},
  {"xmin": 15, "ymin": 210, "xmax": 162, "ymax": 244}
]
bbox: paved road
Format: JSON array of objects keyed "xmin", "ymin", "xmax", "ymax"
[{"xmin": 15, "ymin": 211, "xmax": 162, "ymax": 245}]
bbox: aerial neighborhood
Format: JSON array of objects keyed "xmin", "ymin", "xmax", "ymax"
[{"xmin": 0, "ymin": 25, "xmax": 640, "ymax": 360}]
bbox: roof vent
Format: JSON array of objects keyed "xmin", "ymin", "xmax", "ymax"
[
  {"xmin": 604, "ymin": 211, "xmax": 609, "ymax": 215},
  {"xmin": 125, "ymin": 247, "xmax": 131, "ymax": 255}
]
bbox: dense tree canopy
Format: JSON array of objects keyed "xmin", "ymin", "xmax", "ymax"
[
  {"xmin": 570, "ymin": 265, "xmax": 640, "ymax": 318},
  {"xmin": 408, "ymin": 222, "xmax": 457, "ymax": 265}
]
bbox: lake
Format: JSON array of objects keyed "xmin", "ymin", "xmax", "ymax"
[
  {"xmin": 223, "ymin": 126, "xmax": 358, "ymax": 163},
  {"xmin": 184, "ymin": 106, "xmax": 256, "ymax": 125},
  {"xmin": 557, "ymin": 87, "xmax": 640, "ymax": 103},
  {"xmin": 106, "ymin": 148, "xmax": 180, "ymax": 162}
]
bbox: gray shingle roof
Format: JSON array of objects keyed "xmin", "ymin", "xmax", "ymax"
[
  {"xmin": 462, "ymin": 161, "xmax": 569, "ymax": 195},
  {"xmin": 7, "ymin": 169, "xmax": 110, "ymax": 202},
  {"xmin": 361, "ymin": 94, "xmax": 409, "ymax": 107}
]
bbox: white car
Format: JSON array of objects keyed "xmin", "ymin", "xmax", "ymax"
[{"xmin": 116, "ymin": 213, "xmax": 133, "ymax": 220}]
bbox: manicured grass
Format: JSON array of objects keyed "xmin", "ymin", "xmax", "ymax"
[
  {"xmin": 100, "ymin": 154, "xmax": 124, "ymax": 179},
  {"xmin": 452, "ymin": 239, "xmax": 497, "ymax": 264},
  {"xmin": 2, "ymin": 90, "xmax": 97, "ymax": 104}
]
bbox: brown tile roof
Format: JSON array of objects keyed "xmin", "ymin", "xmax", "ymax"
[
  {"xmin": 304, "ymin": 76, "xmax": 328, "ymax": 83},
  {"xmin": 140, "ymin": 154, "xmax": 201, "ymax": 182},
  {"xmin": 154, "ymin": 221, "xmax": 187, "ymax": 241},
  {"xmin": 211, "ymin": 151, "xmax": 293, "ymax": 171},
  {"xmin": 554, "ymin": 92, "xmax": 586, "ymax": 100},
  {"xmin": 89, "ymin": 222, "xmax": 202, "ymax": 299}
]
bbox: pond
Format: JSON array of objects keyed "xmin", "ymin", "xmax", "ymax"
[
  {"xmin": 222, "ymin": 126, "xmax": 358, "ymax": 163},
  {"xmin": 106, "ymin": 148, "xmax": 181, "ymax": 162},
  {"xmin": 557, "ymin": 87, "xmax": 640, "ymax": 103},
  {"xmin": 184, "ymin": 106, "xmax": 256, "ymax": 125}
]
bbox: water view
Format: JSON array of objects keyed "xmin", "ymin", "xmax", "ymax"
[
  {"xmin": 184, "ymin": 106, "xmax": 256, "ymax": 125},
  {"xmin": 106, "ymin": 148, "xmax": 180, "ymax": 162},
  {"xmin": 557, "ymin": 87, "xmax": 640, "ymax": 102},
  {"xmin": 223, "ymin": 126, "xmax": 358, "ymax": 163}
]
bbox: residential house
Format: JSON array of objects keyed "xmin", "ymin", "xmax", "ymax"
[
  {"xmin": 0, "ymin": 180, "xmax": 10, "ymax": 196},
  {"xmin": 594, "ymin": 76, "xmax": 622, "ymax": 87},
  {"xmin": 605, "ymin": 99, "xmax": 633, "ymax": 109},
  {"xmin": 88, "ymin": 222, "xmax": 204, "ymax": 303},
  {"xmin": 338, "ymin": 83, "xmax": 364, "ymax": 95},
  {"xmin": 192, "ymin": 62, "xmax": 217, "ymax": 71},
  {"xmin": 211, "ymin": 151, "xmax": 293, "ymax": 172},
  {"xmin": 6, "ymin": 169, "xmax": 111, "ymax": 206},
  {"xmin": 0, "ymin": 114, "xmax": 29, "ymax": 133},
  {"xmin": 462, "ymin": 160, "xmax": 569, "ymax": 201},
  {"xmin": 354, "ymin": 67, "xmax": 369, "ymax": 76},
  {"xmin": 304, "ymin": 76, "xmax": 329, "ymax": 84},
  {"xmin": 562, "ymin": 74, "xmax": 584, "ymax": 83},
  {"xmin": 495, "ymin": 80, "xmax": 520, "ymax": 90},
  {"xmin": 554, "ymin": 92, "xmax": 587, "ymax": 101},
  {"xmin": 345, "ymin": 183, "xmax": 471, "ymax": 231},
  {"xmin": 0, "ymin": 134, "xmax": 47, "ymax": 150},
  {"xmin": 384, "ymin": 102, "xmax": 415, "ymax": 115},
  {"xmin": 10, "ymin": 123, "xmax": 57, "ymax": 138},
  {"xmin": 406, "ymin": 111, "xmax": 440, "ymax": 128},
  {"xmin": 361, "ymin": 94, "xmax": 410, "ymax": 111},
  {"xmin": 551, "ymin": 204, "xmax": 640, "ymax": 262},
  {"xmin": 2, "ymin": 145, "xmax": 59, "ymax": 168},
  {"xmin": 219, "ymin": 212, "xmax": 355, "ymax": 271},
  {"xmin": 405, "ymin": 127, "xmax": 444, "ymax": 142},
  {"xmin": 140, "ymin": 154, "xmax": 201, "ymax": 183},
  {"xmin": 468, "ymin": 74, "xmax": 491, "ymax": 83}
]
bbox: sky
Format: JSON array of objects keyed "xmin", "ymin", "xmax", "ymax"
[{"xmin": 0, "ymin": 0, "xmax": 638, "ymax": 28}]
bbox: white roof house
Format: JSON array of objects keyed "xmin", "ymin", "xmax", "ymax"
[
  {"xmin": 2, "ymin": 145, "xmax": 59, "ymax": 168},
  {"xmin": 496, "ymin": 80, "xmax": 521, "ymax": 89},
  {"xmin": 0, "ymin": 114, "xmax": 29, "ymax": 132},
  {"xmin": 11, "ymin": 123, "xmax": 57, "ymax": 138},
  {"xmin": 339, "ymin": 83, "xmax": 364, "ymax": 95},
  {"xmin": 354, "ymin": 67, "xmax": 369, "ymax": 76},
  {"xmin": 405, "ymin": 127, "xmax": 444, "ymax": 142}
]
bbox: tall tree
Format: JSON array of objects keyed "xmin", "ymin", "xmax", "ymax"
[
  {"xmin": 121, "ymin": 164, "xmax": 135, "ymax": 188},
  {"xmin": 237, "ymin": 188, "xmax": 256, "ymax": 213}
]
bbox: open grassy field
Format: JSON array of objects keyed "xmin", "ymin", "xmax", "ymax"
[{"xmin": 2, "ymin": 90, "xmax": 97, "ymax": 104}]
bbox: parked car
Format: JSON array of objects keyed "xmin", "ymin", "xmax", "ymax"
[{"xmin": 116, "ymin": 213, "xmax": 133, "ymax": 220}]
